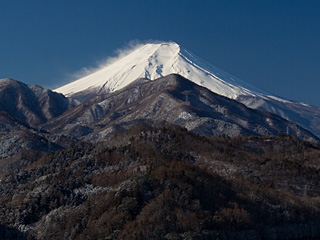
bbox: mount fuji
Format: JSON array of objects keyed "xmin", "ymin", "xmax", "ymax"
[
  {"xmin": 55, "ymin": 42, "xmax": 320, "ymax": 137},
  {"xmin": 55, "ymin": 42, "xmax": 266, "ymax": 100}
]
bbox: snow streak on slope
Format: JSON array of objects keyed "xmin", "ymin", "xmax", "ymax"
[{"xmin": 55, "ymin": 42, "xmax": 269, "ymax": 100}]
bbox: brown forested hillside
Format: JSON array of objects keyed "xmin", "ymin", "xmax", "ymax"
[{"xmin": 0, "ymin": 124, "xmax": 320, "ymax": 239}]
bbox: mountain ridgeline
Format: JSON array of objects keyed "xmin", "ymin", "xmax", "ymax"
[
  {"xmin": 0, "ymin": 73, "xmax": 318, "ymax": 174},
  {"xmin": 44, "ymin": 74, "xmax": 317, "ymax": 142},
  {"xmin": 54, "ymin": 42, "xmax": 320, "ymax": 138},
  {"xmin": 0, "ymin": 78, "xmax": 78, "ymax": 128},
  {"xmin": 0, "ymin": 42, "xmax": 320, "ymax": 239}
]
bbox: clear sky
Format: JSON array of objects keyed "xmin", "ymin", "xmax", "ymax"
[{"xmin": 1, "ymin": 0, "xmax": 320, "ymax": 106}]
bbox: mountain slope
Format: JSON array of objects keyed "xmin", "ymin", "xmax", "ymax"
[
  {"xmin": 45, "ymin": 74, "xmax": 318, "ymax": 142},
  {"xmin": 55, "ymin": 42, "xmax": 265, "ymax": 100},
  {"xmin": 0, "ymin": 78, "xmax": 78, "ymax": 127},
  {"xmin": 0, "ymin": 111, "xmax": 68, "ymax": 178},
  {"xmin": 237, "ymin": 95, "xmax": 320, "ymax": 138},
  {"xmin": 1, "ymin": 123, "xmax": 320, "ymax": 239},
  {"xmin": 0, "ymin": 79, "xmax": 82, "ymax": 177},
  {"xmin": 54, "ymin": 42, "xmax": 320, "ymax": 138}
]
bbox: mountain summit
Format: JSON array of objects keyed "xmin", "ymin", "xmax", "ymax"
[
  {"xmin": 55, "ymin": 42, "xmax": 266, "ymax": 101},
  {"xmin": 55, "ymin": 42, "xmax": 320, "ymax": 137}
]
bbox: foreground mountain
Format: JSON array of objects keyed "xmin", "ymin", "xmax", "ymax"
[
  {"xmin": 1, "ymin": 124, "xmax": 320, "ymax": 239},
  {"xmin": 45, "ymin": 74, "xmax": 318, "ymax": 142},
  {"xmin": 0, "ymin": 111, "xmax": 76, "ymax": 179},
  {"xmin": 54, "ymin": 42, "xmax": 320, "ymax": 138},
  {"xmin": 0, "ymin": 78, "xmax": 78, "ymax": 128},
  {"xmin": 0, "ymin": 78, "xmax": 79, "ymax": 177}
]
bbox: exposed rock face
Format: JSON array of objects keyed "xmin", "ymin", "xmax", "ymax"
[
  {"xmin": 0, "ymin": 78, "xmax": 78, "ymax": 128},
  {"xmin": 43, "ymin": 74, "xmax": 318, "ymax": 142}
]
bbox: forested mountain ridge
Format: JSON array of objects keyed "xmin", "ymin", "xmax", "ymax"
[
  {"xmin": 1, "ymin": 124, "xmax": 320, "ymax": 239},
  {"xmin": 43, "ymin": 74, "xmax": 318, "ymax": 142}
]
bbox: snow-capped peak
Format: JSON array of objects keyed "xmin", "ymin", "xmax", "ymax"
[{"xmin": 54, "ymin": 42, "xmax": 267, "ymax": 100}]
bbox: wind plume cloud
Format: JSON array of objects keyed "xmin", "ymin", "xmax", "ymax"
[{"xmin": 69, "ymin": 39, "xmax": 170, "ymax": 81}]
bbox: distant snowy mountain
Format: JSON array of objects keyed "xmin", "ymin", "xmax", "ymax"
[
  {"xmin": 55, "ymin": 42, "xmax": 266, "ymax": 100},
  {"xmin": 54, "ymin": 42, "xmax": 320, "ymax": 137}
]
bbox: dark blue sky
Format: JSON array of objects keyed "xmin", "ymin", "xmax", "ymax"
[{"xmin": 1, "ymin": 0, "xmax": 320, "ymax": 106}]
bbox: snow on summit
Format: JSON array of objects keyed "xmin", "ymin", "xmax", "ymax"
[
  {"xmin": 55, "ymin": 42, "xmax": 268, "ymax": 100},
  {"xmin": 53, "ymin": 42, "xmax": 320, "ymax": 138}
]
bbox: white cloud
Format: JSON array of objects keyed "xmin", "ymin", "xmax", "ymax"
[{"xmin": 69, "ymin": 39, "xmax": 171, "ymax": 80}]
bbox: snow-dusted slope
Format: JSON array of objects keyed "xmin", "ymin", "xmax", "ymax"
[
  {"xmin": 54, "ymin": 42, "xmax": 320, "ymax": 138},
  {"xmin": 0, "ymin": 78, "xmax": 78, "ymax": 127},
  {"xmin": 55, "ymin": 42, "xmax": 268, "ymax": 100},
  {"xmin": 48, "ymin": 74, "xmax": 319, "ymax": 142}
]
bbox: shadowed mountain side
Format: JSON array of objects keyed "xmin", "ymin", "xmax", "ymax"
[
  {"xmin": 0, "ymin": 224, "xmax": 28, "ymax": 240},
  {"xmin": 0, "ymin": 112, "xmax": 76, "ymax": 178},
  {"xmin": 0, "ymin": 78, "xmax": 79, "ymax": 128},
  {"xmin": 42, "ymin": 74, "xmax": 318, "ymax": 142}
]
